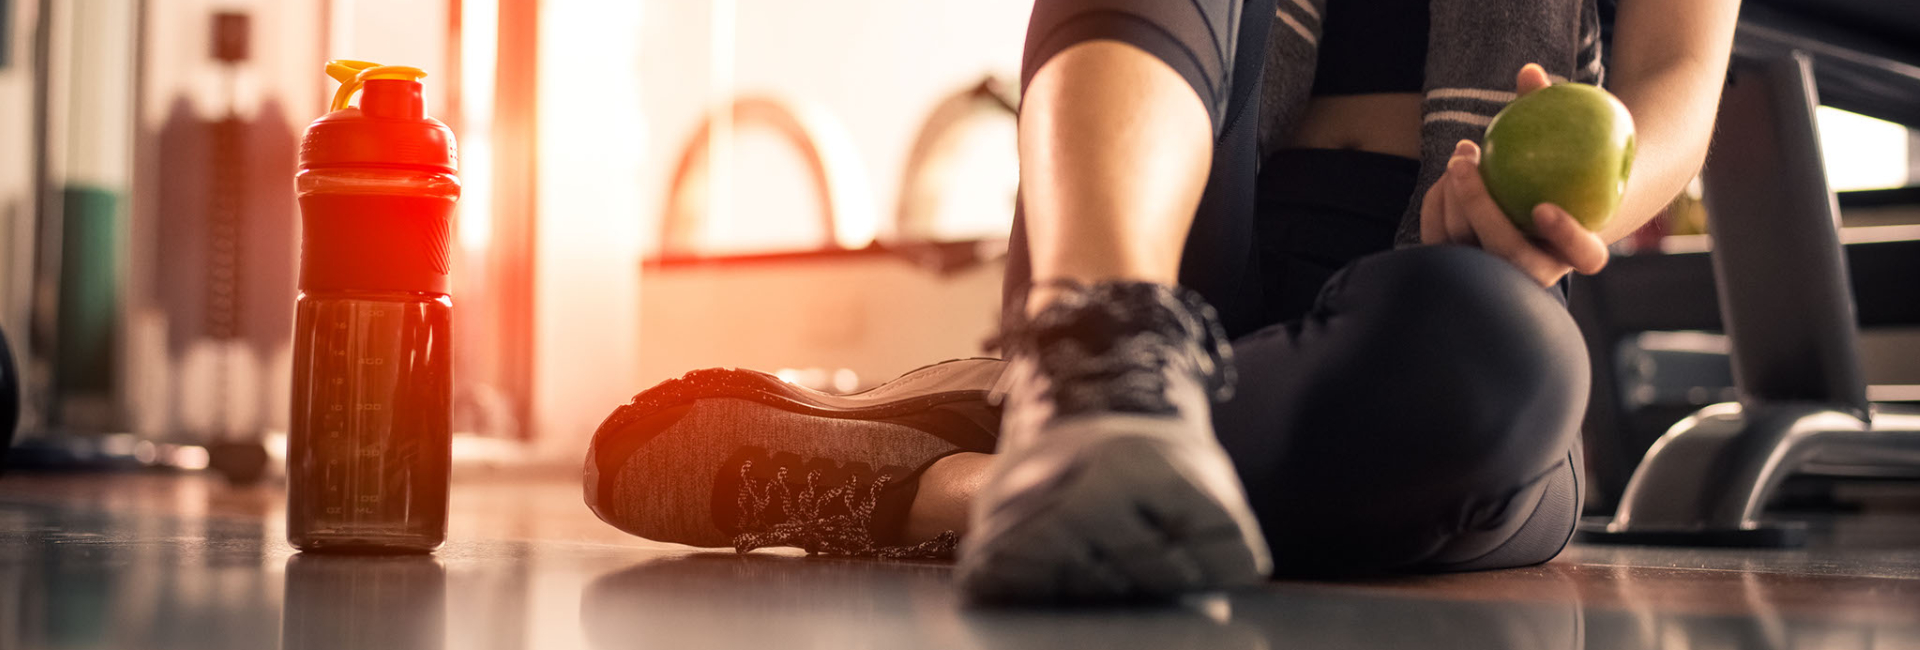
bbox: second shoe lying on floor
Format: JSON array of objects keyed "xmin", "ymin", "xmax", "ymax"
[{"xmin": 584, "ymin": 359, "xmax": 1003, "ymax": 558}]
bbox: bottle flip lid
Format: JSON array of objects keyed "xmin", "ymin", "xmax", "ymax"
[{"xmin": 300, "ymin": 60, "xmax": 458, "ymax": 174}]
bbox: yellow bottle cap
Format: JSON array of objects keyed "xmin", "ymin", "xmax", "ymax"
[{"xmin": 326, "ymin": 60, "xmax": 430, "ymax": 112}]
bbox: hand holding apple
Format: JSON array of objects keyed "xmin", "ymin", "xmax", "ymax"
[
  {"xmin": 1481, "ymin": 82, "xmax": 1637, "ymax": 234},
  {"xmin": 1419, "ymin": 64, "xmax": 1617, "ymax": 287}
]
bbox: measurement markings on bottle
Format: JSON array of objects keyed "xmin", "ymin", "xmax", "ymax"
[{"xmin": 294, "ymin": 294, "xmax": 448, "ymax": 544}]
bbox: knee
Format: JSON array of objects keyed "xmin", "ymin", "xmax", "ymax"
[
  {"xmin": 1022, "ymin": 0, "xmax": 1237, "ymax": 129},
  {"xmin": 1328, "ymin": 246, "xmax": 1589, "ymax": 479},
  {"xmin": 1425, "ymin": 247, "xmax": 1588, "ymax": 417},
  {"xmin": 1342, "ymin": 245, "xmax": 1588, "ymax": 396}
]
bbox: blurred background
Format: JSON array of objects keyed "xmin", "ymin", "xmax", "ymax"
[
  {"xmin": 0, "ymin": 0, "xmax": 1031, "ymax": 474},
  {"xmin": 0, "ymin": 0, "xmax": 1915, "ymax": 484}
]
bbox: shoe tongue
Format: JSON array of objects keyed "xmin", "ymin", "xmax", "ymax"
[
  {"xmin": 1033, "ymin": 283, "xmax": 1193, "ymax": 349},
  {"xmin": 1035, "ymin": 310, "xmax": 1129, "ymax": 356},
  {"xmin": 1022, "ymin": 281, "xmax": 1237, "ymax": 403}
]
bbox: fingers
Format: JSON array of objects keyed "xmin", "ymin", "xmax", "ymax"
[
  {"xmin": 1440, "ymin": 142, "xmax": 1477, "ymax": 245},
  {"xmin": 1432, "ymin": 136, "xmax": 1602, "ymax": 287},
  {"xmin": 1441, "ymin": 176, "xmax": 1478, "ymax": 245},
  {"xmin": 1445, "ymin": 142, "xmax": 1568, "ymax": 285},
  {"xmin": 1533, "ymin": 203, "xmax": 1610, "ymax": 275},
  {"xmin": 1516, "ymin": 63, "xmax": 1553, "ymax": 95},
  {"xmin": 1419, "ymin": 181, "xmax": 1446, "ymax": 245},
  {"xmin": 1443, "ymin": 185, "xmax": 1477, "ymax": 245}
]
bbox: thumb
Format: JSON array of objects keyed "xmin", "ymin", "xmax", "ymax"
[{"xmin": 1516, "ymin": 63, "xmax": 1552, "ymax": 95}]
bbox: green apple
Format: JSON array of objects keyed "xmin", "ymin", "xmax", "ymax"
[{"xmin": 1479, "ymin": 83, "xmax": 1636, "ymax": 235}]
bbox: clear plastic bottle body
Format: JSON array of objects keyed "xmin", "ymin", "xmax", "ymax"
[{"xmin": 288, "ymin": 168, "xmax": 457, "ymax": 552}]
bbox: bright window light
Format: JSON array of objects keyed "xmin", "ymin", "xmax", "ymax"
[
  {"xmin": 458, "ymin": 0, "xmax": 498, "ymax": 252},
  {"xmin": 1817, "ymin": 106, "xmax": 1911, "ymax": 192}
]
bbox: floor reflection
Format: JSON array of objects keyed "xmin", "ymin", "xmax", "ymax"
[
  {"xmin": 960, "ymin": 568, "xmax": 1582, "ymax": 650},
  {"xmin": 577, "ymin": 553, "xmax": 1582, "ymax": 650},
  {"xmin": 578, "ymin": 553, "xmax": 1920, "ymax": 650},
  {"xmin": 580, "ymin": 554, "xmax": 963, "ymax": 649},
  {"xmin": 0, "ymin": 500, "xmax": 283, "ymax": 650},
  {"xmin": 6, "ymin": 473, "xmax": 1918, "ymax": 650},
  {"xmin": 956, "ymin": 596, "xmax": 1274, "ymax": 650},
  {"xmin": 283, "ymin": 553, "xmax": 446, "ymax": 650}
]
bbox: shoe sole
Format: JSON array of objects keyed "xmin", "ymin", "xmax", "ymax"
[
  {"xmin": 585, "ymin": 361, "xmax": 1003, "ymax": 547},
  {"xmin": 957, "ymin": 436, "xmax": 1269, "ymax": 603}
]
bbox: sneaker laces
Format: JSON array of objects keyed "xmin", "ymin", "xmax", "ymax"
[
  {"xmin": 990, "ymin": 281, "xmax": 1236, "ymax": 414},
  {"xmin": 731, "ymin": 459, "xmax": 959, "ymax": 560}
]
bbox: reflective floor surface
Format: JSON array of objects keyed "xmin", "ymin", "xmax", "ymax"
[{"xmin": 2, "ymin": 472, "xmax": 1917, "ymax": 650}]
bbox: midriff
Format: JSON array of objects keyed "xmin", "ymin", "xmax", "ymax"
[{"xmin": 1284, "ymin": 93, "xmax": 1425, "ymax": 161}]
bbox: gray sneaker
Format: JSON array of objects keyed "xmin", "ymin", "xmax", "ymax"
[
  {"xmin": 957, "ymin": 281, "xmax": 1271, "ymax": 602},
  {"xmin": 585, "ymin": 359, "xmax": 1005, "ymax": 558}
]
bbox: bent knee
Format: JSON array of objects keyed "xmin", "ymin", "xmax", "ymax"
[
  {"xmin": 1311, "ymin": 247, "xmax": 1589, "ymax": 479},
  {"xmin": 1341, "ymin": 246, "xmax": 1588, "ymax": 410}
]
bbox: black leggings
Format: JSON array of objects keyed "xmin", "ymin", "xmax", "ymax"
[{"xmin": 1006, "ymin": 0, "xmax": 1588, "ymax": 576}]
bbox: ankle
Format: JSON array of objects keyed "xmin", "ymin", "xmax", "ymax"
[
  {"xmin": 1023, "ymin": 274, "xmax": 1178, "ymax": 320},
  {"xmin": 901, "ymin": 452, "xmax": 991, "ymax": 542}
]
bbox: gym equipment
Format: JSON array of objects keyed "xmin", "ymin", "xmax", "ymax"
[{"xmin": 1575, "ymin": 6, "xmax": 1920, "ymax": 546}]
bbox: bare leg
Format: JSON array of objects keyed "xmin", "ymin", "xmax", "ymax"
[
  {"xmin": 905, "ymin": 43, "xmax": 1220, "ymax": 546},
  {"xmin": 1018, "ymin": 41, "xmax": 1216, "ymax": 314},
  {"xmin": 902, "ymin": 452, "xmax": 992, "ymax": 541}
]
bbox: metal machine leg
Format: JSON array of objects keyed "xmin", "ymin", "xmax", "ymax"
[
  {"xmin": 1587, "ymin": 402, "xmax": 1920, "ymax": 546},
  {"xmin": 1579, "ymin": 51, "xmax": 1920, "ymax": 546}
]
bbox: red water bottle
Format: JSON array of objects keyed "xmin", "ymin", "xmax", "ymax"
[{"xmin": 288, "ymin": 61, "xmax": 458, "ymax": 552}]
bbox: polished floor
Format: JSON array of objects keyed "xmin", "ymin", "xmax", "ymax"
[{"xmin": 2, "ymin": 471, "xmax": 1917, "ymax": 650}]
